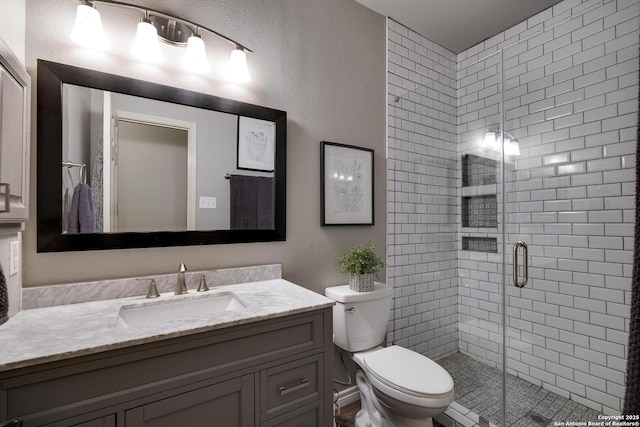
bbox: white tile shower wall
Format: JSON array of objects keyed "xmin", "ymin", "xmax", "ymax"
[
  {"xmin": 456, "ymin": 0, "xmax": 638, "ymax": 414},
  {"xmin": 387, "ymin": 19, "xmax": 459, "ymax": 359}
]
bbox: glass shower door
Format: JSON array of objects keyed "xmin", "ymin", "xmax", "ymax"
[{"xmin": 500, "ymin": 1, "xmax": 633, "ymax": 420}]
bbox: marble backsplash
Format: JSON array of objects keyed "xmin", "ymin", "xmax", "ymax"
[{"xmin": 22, "ymin": 264, "xmax": 282, "ymax": 309}]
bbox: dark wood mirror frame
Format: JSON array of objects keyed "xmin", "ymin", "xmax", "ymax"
[{"xmin": 37, "ymin": 60, "xmax": 286, "ymax": 252}]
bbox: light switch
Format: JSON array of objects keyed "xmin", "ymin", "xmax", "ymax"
[
  {"xmin": 9, "ymin": 240, "xmax": 19, "ymax": 276},
  {"xmin": 199, "ymin": 196, "xmax": 217, "ymax": 209}
]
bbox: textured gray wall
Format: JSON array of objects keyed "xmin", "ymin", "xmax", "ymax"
[
  {"xmin": 23, "ymin": 0, "xmax": 387, "ymax": 293},
  {"xmin": 0, "ymin": 0, "xmax": 25, "ymax": 64}
]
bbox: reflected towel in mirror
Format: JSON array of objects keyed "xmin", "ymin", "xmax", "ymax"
[
  {"xmin": 69, "ymin": 183, "xmax": 95, "ymax": 234},
  {"xmin": 229, "ymin": 175, "xmax": 274, "ymax": 230},
  {"xmin": 0, "ymin": 263, "xmax": 7, "ymax": 326}
]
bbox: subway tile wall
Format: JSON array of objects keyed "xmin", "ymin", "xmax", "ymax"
[
  {"xmin": 457, "ymin": 0, "xmax": 637, "ymax": 414},
  {"xmin": 388, "ymin": 0, "xmax": 638, "ymax": 415},
  {"xmin": 387, "ymin": 19, "xmax": 459, "ymax": 359}
]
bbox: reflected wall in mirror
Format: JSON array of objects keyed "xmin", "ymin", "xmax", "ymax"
[{"xmin": 38, "ymin": 60, "xmax": 286, "ymax": 252}]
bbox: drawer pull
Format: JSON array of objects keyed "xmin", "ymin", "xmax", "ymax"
[
  {"xmin": 0, "ymin": 183, "xmax": 10, "ymax": 213},
  {"xmin": 278, "ymin": 378, "xmax": 310, "ymax": 396}
]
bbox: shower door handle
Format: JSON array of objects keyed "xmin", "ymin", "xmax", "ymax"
[{"xmin": 513, "ymin": 241, "xmax": 528, "ymax": 288}]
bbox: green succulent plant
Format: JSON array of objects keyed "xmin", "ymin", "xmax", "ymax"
[{"xmin": 337, "ymin": 242, "xmax": 385, "ymax": 276}]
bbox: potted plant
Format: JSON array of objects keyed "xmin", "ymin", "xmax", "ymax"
[{"xmin": 337, "ymin": 242, "xmax": 385, "ymax": 292}]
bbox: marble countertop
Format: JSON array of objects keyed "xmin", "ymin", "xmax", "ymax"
[{"xmin": 0, "ymin": 279, "xmax": 334, "ymax": 373}]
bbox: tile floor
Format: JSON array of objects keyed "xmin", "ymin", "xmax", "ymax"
[
  {"xmin": 436, "ymin": 352, "xmax": 603, "ymax": 427},
  {"xmin": 336, "ymin": 401, "xmax": 359, "ymax": 427}
]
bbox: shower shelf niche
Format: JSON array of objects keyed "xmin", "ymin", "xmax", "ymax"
[
  {"xmin": 462, "ymin": 236, "xmax": 498, "ymax": 253},
  {"xmin": 462, "ymin": 154, "xmax": 497, "ymax": 187},
  {"xmin": 461, "ymin": 154, "xmax": 498, "ymax": 252}
]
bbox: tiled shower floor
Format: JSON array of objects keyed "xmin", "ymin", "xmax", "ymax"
[{"xmin": 436, "ymin": 352, "xmax": 603, "ymax": 427}]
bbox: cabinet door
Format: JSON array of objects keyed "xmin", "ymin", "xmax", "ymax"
[
  {"xmin": 125, "ymin": 375, "xmax": 254, "ymax": 427},
  {"xmin": 0, "ymin": 37, "xmax": 30, "ymax": 223}
]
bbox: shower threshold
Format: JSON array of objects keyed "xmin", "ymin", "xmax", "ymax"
[{"xmin": 435, "ymin": 352, "xmax": 603, "ymax": 427}]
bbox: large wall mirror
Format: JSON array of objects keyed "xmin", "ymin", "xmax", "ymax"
[{"xmin": 37, "ymin": 60, "xmax": 286, "ymax": 252}]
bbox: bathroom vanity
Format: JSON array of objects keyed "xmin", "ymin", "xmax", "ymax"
[{"xmin": 0, "ymin": 279, "xmax": 334, "ymax": 426}]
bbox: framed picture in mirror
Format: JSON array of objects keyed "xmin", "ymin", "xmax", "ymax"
[{"xmin": 237, "ymin": 116, "xmax": 275, "ymax": 172}]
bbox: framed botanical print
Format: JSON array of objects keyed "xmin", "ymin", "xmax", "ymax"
[{"xmin": 321, "ymin": 141, "xmax": 374, "ymax": 226}]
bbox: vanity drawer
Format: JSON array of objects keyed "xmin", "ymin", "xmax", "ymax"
[
  {"xmin": 260, "ymin": 402, "xmax": 321, "ymax": 427},
  {"xmin": 260, "ymin": 355, "xmax": 322, "ymax": 420}
]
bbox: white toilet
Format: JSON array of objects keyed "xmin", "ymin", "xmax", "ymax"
[{"xmin": 325, "ymin": 283, "xmax": 454, "ymax": 427}]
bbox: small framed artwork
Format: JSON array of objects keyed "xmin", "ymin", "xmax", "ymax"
[
  {"xmin": 321, "ymin": 141, "xmax": 374, "ymax": 226},
  {"xmin": 237, "ymin": 116, "xmax": 276, "ymax": 172}
]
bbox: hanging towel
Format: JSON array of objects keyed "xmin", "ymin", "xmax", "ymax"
[
  {"xmin": 230, "ymin": 175, "xmax": 257, "ymax": 230},
  {"xmin": 256, "ymin": 176, "xmax": 275, "ymax": 229},
  {"xmin": 69, "ymin": 183, "xmax": 95, "ymax": 234},
  {"xmin": 229, "ymin": 175, "xmax": 274, "ymax": 230},
  {"xmin": 0, "ymin": 263, "xmax": 8, "ymax": 326}
]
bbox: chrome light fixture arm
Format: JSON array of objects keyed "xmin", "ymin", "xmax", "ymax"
[{"xmin": 82, "ymin": 0, "xmax": 253, "ymax": 52}]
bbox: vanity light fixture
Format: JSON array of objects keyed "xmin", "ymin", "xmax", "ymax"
[
  {"xmin": 481, "ymin": 130, "xmax": 520, "ymax": 156},
  {"xmin": 227, "ymin": 46, "xmax": 251, "ymax": 83},
  {"xmin": 70, "ymin": 0, "xmax": 251, "ymax": 81},
  {"xmin": 182, "ymin": 32, "xmax": 210, "ymax": 74},
  {"xmin": 131, "ymin": 13, "xmax": 163, "ymax": 64},
  {"xmin": 69, "ymin": 1, "xmax": 109, "ymax": 50},
  {"xmin": 482, "ymin": 131, "xmax": 497, "ymax": 148},
  {"xmin": 503, "ymin": 136, "xmax": 520, "ymax": 156}
]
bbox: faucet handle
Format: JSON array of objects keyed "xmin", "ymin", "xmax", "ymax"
[
  {"xmin": 137, "ymin": 278, "xmax": 160, "ymax": 299},
  {"xmin": 197, "ymin": 273, "xmax": 209, "ymax": 292},
  {"xmin": 197, "ymin": 270, "xmax": 218, "ymax": 292}
]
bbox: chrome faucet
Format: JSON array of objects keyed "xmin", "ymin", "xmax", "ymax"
[{"xmin": 175, "ymin": 263, "xmax": 189, "ymax": 295}]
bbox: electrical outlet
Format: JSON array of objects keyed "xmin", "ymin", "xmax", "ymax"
[
  {"xmin": 199, "ymin": 196, "xmax": 217, "ymax": 209},
  {"xmin": 9, "ymin": 240, "xmax": 19, "ymax": 276}
]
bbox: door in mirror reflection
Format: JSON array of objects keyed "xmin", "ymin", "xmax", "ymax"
[{"xmin": 115, "ymin": 121, "xmax": 189, "ymax": 232}]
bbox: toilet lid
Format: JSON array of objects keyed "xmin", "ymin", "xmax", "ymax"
[{"xmin": 363, "ymin": 346, "xmax": 454, "ymax": 398}]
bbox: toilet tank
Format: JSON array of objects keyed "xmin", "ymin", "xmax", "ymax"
[{"xmin": 324, "ymin": 283, "xmax": 393, "ymax": 352}]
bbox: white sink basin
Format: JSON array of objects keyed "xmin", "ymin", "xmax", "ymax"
[{"xmin": 118, "ymin": 292, "xmax": 246, "ymax": 327}]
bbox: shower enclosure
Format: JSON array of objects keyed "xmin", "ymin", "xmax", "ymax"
[{"xmin": 388, "ymin": 0, "xmax": 637, "ymax": 424}]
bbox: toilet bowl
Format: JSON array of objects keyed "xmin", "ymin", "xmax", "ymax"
[
  {"xmin": 325, "ymin": 283, "xmax": 454, "ymax": 427},
  {"xmin": 353, "ymin": 346, "xmax": 454, "ymax": 426}
]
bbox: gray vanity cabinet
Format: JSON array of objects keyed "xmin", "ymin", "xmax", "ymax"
[{"xmin": 0, "ymin": 309, "xmax": 332, "ymax": 427}]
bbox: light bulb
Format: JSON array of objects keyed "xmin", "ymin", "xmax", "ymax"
[
  {"xmin": 69, "ymin": 3, "xmax": 108, "ymax": 50},
  {"xmin": 131, "ymin": 19, "xmax": 163, "ymax": 63},
  {"xmin": 182, "ymin": 34, "xmax": 210, "ymax": 73},
  {"xmin": 227, "ymin": 47, "xmax": 251, "ymax": 83},
  {"xmin": 483, "ymin": 131, "xmax": 497, "ymax": 148},
  {"xmin": 504, "ymin": 138, "xmax": 520, "ymax": 156}
]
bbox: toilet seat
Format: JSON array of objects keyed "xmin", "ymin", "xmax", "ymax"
[{"xmin": 359, "ymin": 346, "xmax": 455, "ymax": 407}]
